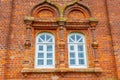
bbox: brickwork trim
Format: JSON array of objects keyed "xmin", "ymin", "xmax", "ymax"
[
  {"xmin": 31, "ymin": 1, "xmax": 60, "ymax": 17},
  {"xmin": 21, "ymin": 68, "xmax": 103, "ymax": 73},
  {"xmin": 64, "ymin": 2, "xmax": 91, "ymax": 18},
  {"xmin": 24, "ymin": 18, "xmax": 90, "ymax": 30}
]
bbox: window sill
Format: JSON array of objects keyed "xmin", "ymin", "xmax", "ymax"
[{"xmin": 21, "ymin": 68, "xmax": 103, "ymax": 73}]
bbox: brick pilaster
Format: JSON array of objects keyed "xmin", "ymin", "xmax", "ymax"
[
  {"xmin": 106, "ymin": 0, "xmax": 120, "ymax": 79},
  {"xmin": 0, "ymin": 0, "xmax": 13, "ymax": 79}
]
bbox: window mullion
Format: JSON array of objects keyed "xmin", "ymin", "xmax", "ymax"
[
  {"xmin": 47, "ymin": 37, "xmax": 52, "ymax": 42},
  {"xmin": 78, "ymin": 37, "xmax": 82, "ymax": 42},
  {"xmin": 53, "ymin": 44, "xmax": 54, "ymax": 66},
  {"xmin": 39, "ymin": 37, "xmax": 44, "ymax": 42},
  {"xmin": 75, "ymin": 34, "xmax": 76, "ymax": 42},
  {"xmin": 68, "ymin": 44, "xmax": 70, "ymax": 66},
  {"xmin": 83, "ymin": 43, "xmax": 86, "ymax": 65},
  {"xmin": 44, "ymin": 44, "xmax": 46, "ymax": 66},
  {"xmin": 75, "ymin": 44, "xmax": 78, "ymax": 66},
  {"xmin": 36, "ymin": 45, "xmax": 39, "ymax": 66},
  {"xmin": 45, "ymin": 34, "xmax": 46, "ymax": 42}
]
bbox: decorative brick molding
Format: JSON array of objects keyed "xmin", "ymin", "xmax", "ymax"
[
  {"xmin": 21, "ymin": 68, "xmax": 103, "ymax": 77},
  {"xmin": 89, "ymin": 18, "xmax": 100, "ymax": 68},
  {"xmin": 64, "ymin": 2, "xmax": 91, "ymax": 22},
  {"xmin": 24, "ymin": 16, "xmax": 34, "ymax": 49},
  {"xmin": 24, "ymin": 40, "xmax": 31, "ymax": 49},
  {"xmin": 31, "ymin": 1, "xmax": 60, "ymax": 22},
  {"xmin": 24, "ymin": 16, "xmax": 34, "ymax": 25},
  {"xmin": 89, "ymin": 18, "xmax": 98, "ymax": 28},
  {"xmin": 91, "ymin": 42, "xmax": 98, "ymax": 49},
  {"xmin": 25, "ymin": 18, "xmax": 90, "ymax": 30},
  {"xmin": 21, "ymin": 68, "xmax": 103, "ymax": 73},
  {"xmin": 23, "ymin": 16, "xmax": 101, "ymax": 70},
  {"xmin": 22, "ymin": 0, "xmax": 102, "ymax": 78}
]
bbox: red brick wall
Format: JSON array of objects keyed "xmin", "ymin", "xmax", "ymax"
[
  {"xmin": 84, "ymin": 0, "xmax": 117, "ymax": 79},
  {"xmin": 0, "ymin": 0, "xmax": 12, "ymax": 79},
  {"xmin": 107, "ymin": 0, "xmax": 120, "ymax": 79},
  {"xmin": 0, "ymin": 0, "xmax": 119, "ymax": 80}
]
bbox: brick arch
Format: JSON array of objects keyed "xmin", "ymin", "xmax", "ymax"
[
  {"xmin": 31, "ymin": 1, "xmax": 60, "ymax": 21},
  {"xmin": 64, "ymin": 2, "xmax": 91, "ymax": 22}
]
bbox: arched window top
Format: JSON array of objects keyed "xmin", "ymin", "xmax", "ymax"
[
  {"xmin": 68, "ymin": 33, "xmax": 85, "ymax": 43},
  {"xmin": 37, "ymin": 33, "xmax": 54, "ymax": 43},
  {"xmin": 64, "ymin": 2, "xmax": 91, "ymax": 22},
  {"xmin": 31, "ymin": 2, "xmax": 60, "ymax": 21}
]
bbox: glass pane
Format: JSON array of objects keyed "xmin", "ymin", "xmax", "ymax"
[
  {"xmin": 47, "ymin": 45, "xmax": 52, "ymax": 51},
  {"xmin": 40, "ymin": 35, "xmax": 45, "ymax": 41},
  {"xmin": 79, "ymin": 59, "xmax": 85, "ymax": 65},
  {"xmin": 38, "ymin": 60, "xmax": 44, "ymax": 65},
  {"xmin": 38, "ymin": 53, "xmax": 44, "ymax": 58},
  {"xmin": 71, "ymin": 35, "xmax": 75, "ymax": 41},
  {"xmin": 78, "ymin": 45, "xmax": 83, "ymax": 51},
  {"xmin": 48, "ymin": 38, "xmax": 53, "ymax": 42},
  {"xmin": 76, "ymin": 35, "xmax": 81, "ymax": 41},
  {"xmin": 46, "ymin": 35, "xmax": 51, "ymax": 41},
  {"xmin": 70, "ymin": 46, "xmax": 74, "ymax": 51},
  {"xmin": 47, "ymin": 53, "xmax": 52, "ymax": 58},
  {"xmin": 39, "ymin": 45, "xmax": 43, "ymax": 51},
  {"xmin": 38, "ymin": 38, "xmax": 43, "ymax": 42},
  {"xmin": 47, "ymin": 60, "xmax": 53, "ymax": 65},
  {"xmin": 69, "ymin": 38, "xmax": 73, "ymax": 42},
  {"xmin": 70, "ymin": 59, "xmax": 75, "ymax": 65},
  {"xmin": 70, "ymin": 52, "xmax": 75, "ymax": 58},
  {"xmin": 79, "ymin": 38, "xmax": 83, "ymax": 42},
  {"xmin": 78, "ymin": 53, "xmax": 84, "ymax": 58}
]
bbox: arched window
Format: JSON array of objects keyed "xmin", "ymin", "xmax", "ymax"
[
  {"xmin": 68, "ymin": 33, "xmax": 87, "ymax": 68},
  {"xmin": 35, "ymin": 33, "xmax": 55, "ymax": 68}
]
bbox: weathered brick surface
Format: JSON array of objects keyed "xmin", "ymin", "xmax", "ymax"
[
  {"xmin": 107, "ymin": 0, "xmax": 120, "ymax": 79},
  {"xmin": 0, "ymin": 0, "xmax": 119, "ymax": 80},
  {"xmin": 0, "ymin": 0, "xmax": 12, "ymax": 80}
]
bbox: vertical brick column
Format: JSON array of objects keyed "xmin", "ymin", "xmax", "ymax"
[
  {"xmin": 57, "ymin": 19, "xmax": 66, "ymax": 68},
  {"xmin": 23, "ymin": 17, "xmax": 34, "ymax": 68},
  {"xmin": 106, "ymin": 0, "xmax": 120, "ymax": 79},
  {"xmin": 0, "ymin": 0, "xmax": 13, "ymax": 79},
  {"xmin": 89, "ymin": 18, "xmax": 100, "ymax": 68}
]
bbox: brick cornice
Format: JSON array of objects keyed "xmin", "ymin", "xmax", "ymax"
[{"xmin": 24, "ymin": 17, "xmax": 90, "ymax": 30}]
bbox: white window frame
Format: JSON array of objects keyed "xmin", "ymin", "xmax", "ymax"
[
  {"xmin": 35, "ymin": 33, "xmax": 55, "ymax": 68},
  {"xmin": 68, "ymin": 33, "xmax": 87, "ymax": 68}
]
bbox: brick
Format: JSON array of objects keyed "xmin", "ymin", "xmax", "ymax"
[{"xmin": 0, "ymin": 0, "xmax": 120, "ymax": 80}]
